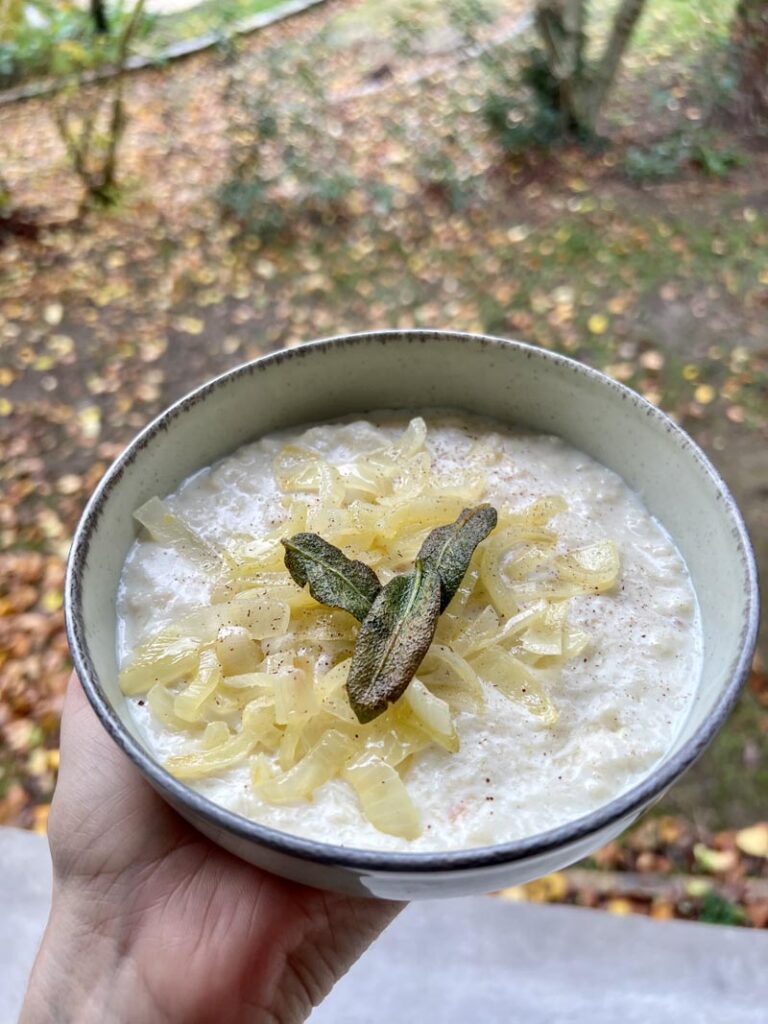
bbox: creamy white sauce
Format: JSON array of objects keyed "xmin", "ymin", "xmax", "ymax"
[{"xmin": 117, "ymin": 412, "xmax": 701, "ymax": 852}]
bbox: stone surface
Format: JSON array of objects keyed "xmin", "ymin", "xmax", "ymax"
[
  {"xmin": 311, "ymin": 897, "xmax": 768, "ymax": 1024},
  {"xmin": 0, "ymin": 828, "xmax": 52, "ymax": 1024},
  {"xmin": 2, "ymin": 826, "xmax": 767, "ymax": 1024}
]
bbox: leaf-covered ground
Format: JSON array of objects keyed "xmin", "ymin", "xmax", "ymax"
[{"xmin": 1, "ymin": 0, "xmax": 766, "ymax": 923}]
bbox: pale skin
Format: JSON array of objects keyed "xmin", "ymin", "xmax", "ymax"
[{"xmin": 21, "ymin": 676, "xmax": 402, "ymax": 1023}]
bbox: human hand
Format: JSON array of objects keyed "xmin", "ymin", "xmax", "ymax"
[{"xmin": 21, "ymin": 675, "xmax": 402, "ymax": 1024}]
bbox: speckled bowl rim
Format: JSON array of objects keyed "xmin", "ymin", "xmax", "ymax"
[{"xmin": 65, "ymin": 330, "xmax": 760, "ymax": 875}]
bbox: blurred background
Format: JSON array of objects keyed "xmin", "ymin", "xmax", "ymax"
[{"xmin": 0, "ymin": 0, "xmax": 766, "ymax": 926}]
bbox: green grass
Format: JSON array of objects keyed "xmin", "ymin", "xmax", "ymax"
[
  {"xmin": 660, "ymin": 697, "xmax": 768, "ymax": 829},
  {"xmin": 633, "ymin": 0, "xmax": 736, "ymax": 55},
  {"xmin": 147, "ymin": 0, "xmax": 287, "ymax": 50},
  {"xmin": 0, "ymin": 0, "xmax": 288, "ymax": 87}
]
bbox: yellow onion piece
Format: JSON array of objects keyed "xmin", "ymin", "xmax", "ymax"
[
  {"xmin": 174, "ymin": 649, "xmax": 222, "ymax": 723},
  {"xmin": 321, "ymin": 521, "xmax": 382, "ymax": 556},
  {"xmin": 228, "ymin": 591, "xmax": 291, "ymax": 637},
  {"xmin": 258, "ymin": 730, "xmax": 355, "ymax": 805},
  {"xmin": 226, "ymin": 503, "xmax": 308, "ymax": 574},
  {"xmin": 340, "ymin": 462, "xmax": 394, "ymax": 501},
  {"xmin": 384, "ymin": 452, "xmax": 431, "ymax": 503},
  {"xmin": 450, "ymin": 605, "xmax": 502, "ymax": 657},
  {"xmin": 254, "ymin": 724, "xmax": 283, "ymax": 755},
  {"xmin": 422, "ymin": 644, "xmax": 479, "ymax": 688},
  {"xmin": 261, "ymin": 650, "xmax": 300, "ymax": 677},
  {"xmin": 119, "ymin": 633, "xmax": 200, "ymax": 696},
  {"xmin": 499, "ymin": 496, "xmax": 567, "ymax": 529},
  {"xmin": 277, "ymin": 721, "xmax": 306, "ymax": 770},
  {"xmin": 165, "ymin": 730, "xmax": 256, "ymax": 780},
  {"xmin": 225, "ymin": 534, "xmax": 284, "ymax": 575},
  {"xmin": 202, "ymin": 721, "xmax": 231, "ymax": 750},
  {"xmin": 241, "ymin": 695, "xmax": 276, "ymax": 735},
  {"xmin": 456, "ymin": 601, "xmax": 547, "ymax": 661},
  {"xmin": 221, "ymin": 581, "xmax": 318, "ymax": 612},
  {"xmin": 535, "ymin": 625, "xmax": 591, "ymax": 667},
  {"xmin": 552, "ymin": 541, "xmax": 620, "ymax": 593},
  {"xmin": 433, "ymin": 472, "xmax": 488, "ymax": 503},
  {"xmin": 366, "ymin": 417, "xmax": 427, "ymax": 473},
  {"xmin": 344, "ymin": 756, "xmax": 421, "ymax": 840},
  {"xmin": 382, "ymin": 494, "xmax": 471, "ymax": 539},
  {"xmin": 285, "ymin": 607, "xmax": 355, "ymax": 644},
  {"xmin": 509, "ymin": 543, "xmax": 620, "ymax": 603},
  {"xmin": 220, "ymin": 671, "xmax": 274, "ymax": 692},
  {"xmin": 563, "ymin": 626, "xmax": 591, "ymax": 658},
  {"xmin": 364, "ymin": 712, "xmax": 431, "ymax": 767},
  {"xmin": 273, "ymin": 673, "xmax": 318, "ymax": 725},
  {"xmin": 197, "ymin": 689, "xmax": 243, "ymax": 725},
  {"xmin": 481, "ymin": 526, "xmax": 556, "ymax": 617},
  {"xmin": 147, "ymin": 683, "xmax": 196, "ymax": 731},
  {"xmin": 480, "ymin": 534, "xmax": 522, "ymax": 618},
  {"xmin": 519, "ymin": 601, "xmax": 568, "ymax": 657},
  {"xmin": 215, "ymin": 626, "xmax": 261, "ymax": 676},
  {"xmin": 397, "ymin": 416, "xmax": 428, "ymax": 458},
  {"xmin": 421, "ymin": 645, "xmax": 484, "ymax": 710},
  {"xmin": 503, "ymin": 544, "xmax": 558, "ymax": 581},
  {"xmin": 499, "ymin": 601, "xmax": 548, "ymax": 644},
  {"xmin": 273, "ymin": 445, "xmax": 346, "ymax": 506},
  {"xmin": 250, "ymin": 753, "xmax": 275, "ymax": 788},
  {"xmin": 272, "ymin": 445, "xmax": 320, "ymax": 490},
  {"xmin": 316, "ymin": 659, "xmax": 358, "ymax": 724},
  {"xmin": 403, "ymin": 678, "xmax": 459, "ymax": 753},
  {"xmin": 447, "ymin": 565, "xmax": 481, "ymax": 615},
  {"xmin": 423, "ymin": 680, "xmax": 480, "ymax": 715},
  {"xmin": 171, "ymin": 593, "xmax": 290, "ymax": 643},
  {"xmin": 471, "ymin": 646, "xmax": 558, "ymax": 725},
  {"xmin": 133, "ymin": 496, "xmax": 227, "ymax": 572}
]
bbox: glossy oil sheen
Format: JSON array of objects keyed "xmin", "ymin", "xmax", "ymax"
[{"xmin": 65, "ymin": 331, "xmax": 759, "ymax": 900}]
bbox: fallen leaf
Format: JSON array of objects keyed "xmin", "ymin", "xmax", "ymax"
[
  {"xmin": 736, "ymin": 824, "xmax": 768, "ymax": 859},
  {"xmin": 44, "ymin": 303, "xmax": 63, "ymax": 326},
  {"xmin": 693, "ymin": 844, "xmax": 737, "ymax": 874},
  {"xmin": 587, "ymin": 314, "xmax": 608, "ymax": 335}
]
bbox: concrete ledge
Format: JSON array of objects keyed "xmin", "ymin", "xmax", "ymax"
[
  {"xmin": 2, "ymin": 827, "xmax": 766, "ymax": 1024},
  {"xmin": 0, "ymin": 828, "xmax": 52, "ymax": 1024},
  {"xmin": 311, "ymin": 897, "xmax": 768, "ymax": 1024}
]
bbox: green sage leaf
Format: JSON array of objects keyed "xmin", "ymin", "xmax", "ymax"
[
  {"xmin": 282, "ymin": 533, "xmax": 381, "ymax": 622},
  {"xmin": 417, "ymin": 504, "xmax": 498, "ymax": 610},
  {"xmin": 346, "ymin": 561, "xmax": 441, "ymax": 724}
]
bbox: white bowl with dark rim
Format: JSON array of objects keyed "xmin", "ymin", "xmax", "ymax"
[{"xmin": 65, "ymin": 331, "xmax": 759, "ymax": 900}]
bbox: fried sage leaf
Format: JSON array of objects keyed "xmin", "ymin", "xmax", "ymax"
[
  {"xmin": 417, "ymin": 504, "xmax": 498, "ymax": 611},
  {"xmin": 346, "ymin": 561, "xmax": 441, "ymax": 724},
  {"xmin": 282, "ymin": 533, "xmax": 381, "ymax": 622}
]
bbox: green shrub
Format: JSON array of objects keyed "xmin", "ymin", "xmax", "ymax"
[
  {"xmin": 625, "ymin": 132, "xmax": 745, "ymax": 182},
  {"xmin": 0, "ymin": 1, "xmax": 153, "ymax": 88},
  {"xmin": 699, "ymin": 891, "xmax": 746, "ymax": 927},
  {"xmin": 218, "ymin": 36, "xmax": 364, "ymax": 243}
]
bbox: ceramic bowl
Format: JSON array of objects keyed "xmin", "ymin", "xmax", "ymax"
[{"xmin": 65, "ymin": 331, "xmax": 759, "ymax": 899}]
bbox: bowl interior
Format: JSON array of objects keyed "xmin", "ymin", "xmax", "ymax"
[{"xmin": 69, "ymin": 331, "xmax": 757, "ymax": 854}]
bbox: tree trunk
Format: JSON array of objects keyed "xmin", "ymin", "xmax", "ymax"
[
  {"xmin": 589, "ymin": 0, "xmax": 647, "ymax": 115},
  {"xmin": 534, "ymin": 0, "xmax": 589, "ymax": 130},
  {"xmin": 534, "ymin": 0, "xmax": 647, "ymax": 135},
  {"xmin": 730, "ymin": 0, "xmax": 768, "ymax": 125},
  {"xmin": 90, "ymin": 0, "xmax": 110, "ymax": 34}
]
